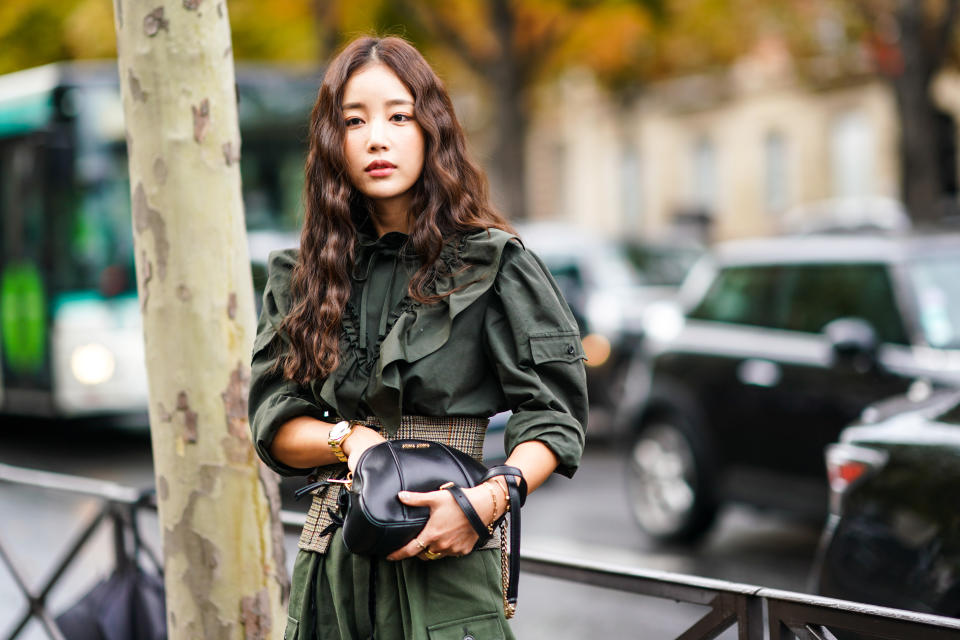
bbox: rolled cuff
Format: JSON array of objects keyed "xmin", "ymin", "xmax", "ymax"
[
  {"xmin": 253, "ymin": 393, "xmax": 329, "ymax": 477},
  {"xmin": 503, "ymin": 409, "xmax": 586, "ymax": 478}
]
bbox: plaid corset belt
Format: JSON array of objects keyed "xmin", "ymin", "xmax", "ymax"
[{"xmin": 297, "ymin": 415, "xmax": 500, "ymax": 554}]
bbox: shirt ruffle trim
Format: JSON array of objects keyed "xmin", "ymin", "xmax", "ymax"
[
  {"xmin": 255, "ymin": 248, "xmax": 299, "ymax": 355},
  {"xmin": 260, "ymin": 230, "xmax": 520, "ymax": 434},
  {"xmin": 321, "ymin": 228, "xmax": 519, "ymax": 432}
]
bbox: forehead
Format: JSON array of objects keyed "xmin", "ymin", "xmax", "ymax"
[{"xmin": 342, "ymin": 64, "xmax": 413, "ymax": 107}]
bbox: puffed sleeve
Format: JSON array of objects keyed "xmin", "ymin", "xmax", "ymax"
[
  {"xmin": 482, "ymin": 240, "xmax": 588, "ymax": 477},
  {"xmin": 248, "ymin": 249, "xmax": 332, "ymax": 476}
]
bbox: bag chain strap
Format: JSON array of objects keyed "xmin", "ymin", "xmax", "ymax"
[{"xmin": 500, "ymin": 518, "xmax": 515, "ymax": 618}]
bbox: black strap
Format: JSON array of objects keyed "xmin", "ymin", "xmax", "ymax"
[
  {"xmin": 444, "ymin": 484, "xmax": 491, "ymax": 542},
  {"xmin": 482, "ymin": 465, "xmax": 528, "ymax": 506},
  {"xmin": 296, "ymin": 477, "xmax": 346, "ymax": 537},
  {"xmin": 294, "ymin": 479, "xmax": 330, "ymax": 499},
  {"xmin": 503, "ymin": 476, "xmax": 522, "ymax": 609},
  {"xmin": 480, "ymin": 465, "xmax": 525, "ymax": 610}
]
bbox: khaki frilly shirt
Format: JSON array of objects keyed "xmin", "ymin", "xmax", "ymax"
[{"xmin": 248, "ymin": 227, "xmax": 588, "ymax": 481}]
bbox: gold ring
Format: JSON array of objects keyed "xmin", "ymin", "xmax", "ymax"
[
  {"xmin": 414, "ymin": 539, "xmax": 427, "ymax": 552},
  {"xmin": 422, "ymin": 549, "xmax": 442, "ymax": 561}
]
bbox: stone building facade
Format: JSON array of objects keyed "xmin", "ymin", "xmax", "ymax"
[{"xmin": 523, "ymin": 50, "xmax": 958, "ymax": 242}]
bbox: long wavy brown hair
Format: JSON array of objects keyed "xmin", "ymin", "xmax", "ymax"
[{"xmin": 278, "ymin": 36, "xmax": 514, "ymax": 384}]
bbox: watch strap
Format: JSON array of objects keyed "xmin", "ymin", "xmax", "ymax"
[{"xmin": 328, "ymin": 420, "xmax": 356, "ymax": 463}]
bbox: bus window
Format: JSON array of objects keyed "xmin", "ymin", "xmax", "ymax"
[
  {"xmin": 0, "ymin": 134, "xmax": 51, "ymax": 389},
  {"xmin": 60, "ymin": 85, "xmax": 135, "ymax": 299}
]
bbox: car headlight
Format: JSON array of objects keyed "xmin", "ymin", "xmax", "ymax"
[
  {"xmin": 585, "ymin": 292, "xmax": 623, "ymax": 337},
  {"xmin": 642, "ymin": 300, "xmax": 685, "ymax": 342},
  {"xmin": 70, "ymin": 343, "xmax": 116, "ymax": 385}
]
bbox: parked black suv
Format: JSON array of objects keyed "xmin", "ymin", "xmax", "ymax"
[{"xmin": 626, "ymin": 232, "xmax": 960, "ymax": 542}]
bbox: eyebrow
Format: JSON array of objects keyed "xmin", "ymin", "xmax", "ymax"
[{"xmin": 342, "ymin": 98, "xmax": 414, "ymax": 110}]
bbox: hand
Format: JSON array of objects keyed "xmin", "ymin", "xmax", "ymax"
[
  {"xmin": 341, "ymin": 426, "xmax": 386, "ymax": 472},
  {"xmin": 386, "ymin": 485, "xmax": 494, "ymax": 561}
]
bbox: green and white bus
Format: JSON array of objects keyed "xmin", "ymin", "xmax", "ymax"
[{"xmin": 0, "ymin": 61, "xmax": 315, "ymax": 423}]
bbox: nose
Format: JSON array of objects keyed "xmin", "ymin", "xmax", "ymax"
[{"xmin": 367, "ymin": 117, "xmax": 388, "ymax": 152}]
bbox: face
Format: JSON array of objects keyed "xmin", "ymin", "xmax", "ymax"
[{"xmin": 342, "ymin": 63, "xmax": 425, "ymax": 216}]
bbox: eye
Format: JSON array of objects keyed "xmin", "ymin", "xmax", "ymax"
[
  {"xmin": 390, "ymin": 113, "xmax": 413, "ymax": 123},
  {"xmin": 344, "ymin": 116, "xmax": 363, "ymax": 127}
]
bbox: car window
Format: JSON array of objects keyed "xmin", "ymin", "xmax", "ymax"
[
  {"xmin": 544, "ymin": 262, "xmax": 586, "ymax": 322},
  {"xmin": 623, "ymin": 244, "xmax": 702, "ymax": 286},
  {"xmin": 545, "ymin": 261, "xmax": 584, "ymax": 290},
  {"xmin": 937, "ymin": 398, "xmax": 960, "ymax": 425},
  {"xmin": 688, "ymin": 265, "xmax": 783, "ymax": 328},
  {"xmin": 906, "ymin": 256, "xmax": 960, "ymax": 349},
  {"xmin": 779, "ymin": 264, "xmax": 907, "ymax": 344}
]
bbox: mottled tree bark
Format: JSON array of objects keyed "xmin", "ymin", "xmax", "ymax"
[{"xmin": 112, "ymin": 1, "xmax": 287, "ymax": 638}]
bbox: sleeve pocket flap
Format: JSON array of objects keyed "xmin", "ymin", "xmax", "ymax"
[{"xmin": 530, "ymin": 333, "xmax": 585, "ymax": 365}]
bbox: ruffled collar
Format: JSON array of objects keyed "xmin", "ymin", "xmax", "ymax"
[{"xmin": 318, "ymin": 227, "xmax": 520, "ymax": 432}]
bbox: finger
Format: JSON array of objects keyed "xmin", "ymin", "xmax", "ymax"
[
  {"xmin": 397, "ymin": 490, "xmax": 439, "ymax": 506},
  {"xmin": 387, "ymin": 536, "xmax": 430, "ymax": 561}
]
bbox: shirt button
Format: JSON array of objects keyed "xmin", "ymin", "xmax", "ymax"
[
  {"xmin": 566, "ymin": 344, "xmax": 575, "ymax": 354},
  {"xmin": 464, "ymin": 635, "xmax": 476, "ymax": 640}
]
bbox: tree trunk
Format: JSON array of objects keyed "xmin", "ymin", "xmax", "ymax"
[
  {"xmin": 487, "ymin": 0, "xmax": 528, "ymax": 219},
  {"xmin": 893, "ymin": 74, "xmax": 942, "ymax": 225},
  {"xmin": 312, "ymin": 0, "xmax": 340, "ymax": 64},
  {"xmin": 488, "ymin": 63, "xmax": 528, "ymax": 220},
  {"xmin": 112, "ymin": 1, "xmax": 288, "ymax": 638},
  {"xmin": 892, "ymin": 1, "xmax": 944, "ymax": 225}
]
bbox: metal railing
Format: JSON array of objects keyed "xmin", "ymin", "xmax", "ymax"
[
  {"xmin": 517, "ymin": 551, "xmax": 960, "ymax": 640},
  {"xmin": 3, "ymin": 462, "xmax": 960, "ymax": 640},
  {"xmin": 0, "ymin": 463, "xmax": 160, "ymax": 640}
]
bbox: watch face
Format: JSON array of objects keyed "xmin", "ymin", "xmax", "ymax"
[{"xmin": 329, "ymin": 420, "xmax": 351, "ymax": 442}]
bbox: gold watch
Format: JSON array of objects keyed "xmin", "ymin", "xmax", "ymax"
[{"xmin": 328, "ymin": 420, "xmax": 358, "ymax": 463}]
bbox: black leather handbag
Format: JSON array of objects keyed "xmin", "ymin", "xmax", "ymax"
[{"xmin": 300, "ymin": 438, "xmax": 527, "ymax": 617}]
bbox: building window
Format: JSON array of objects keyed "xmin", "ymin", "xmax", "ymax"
[
  {"xmin": 830, "ymin": 110, "xmax": 874, "ymax": 198},
  {"xmin": 690, "ymin": 136, "xmax": 717, "ymax": 211},
  {"xmin": 620, "ymin": 144, "xmax": 641, "ymax": 229},
  {"xmin": 764, "ymin": 131, "xmax": 789, "ymax": 213}
]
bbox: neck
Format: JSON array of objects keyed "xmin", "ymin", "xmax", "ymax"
[{"xmin": 370, "ymin": 194, "xmax": 412, "ymax": 236}]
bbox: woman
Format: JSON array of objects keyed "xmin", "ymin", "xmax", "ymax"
[{"xmin": 248, "ymin": 35, "xmax": 587, "ymax": 640}]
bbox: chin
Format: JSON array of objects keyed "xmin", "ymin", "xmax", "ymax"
[{"xmin": 362, "ymin": 183, "xmax": 415, "ymax": 202}]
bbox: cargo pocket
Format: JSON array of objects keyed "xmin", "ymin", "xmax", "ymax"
[
  {"xmin": 529, "ymin": 332, "xmax": 585, "ymax": 365},
  {"xmin": 427, "ymin": 612, "xmax": 505, "ymax": 640},
  {"xmin": 283, "ymin": 616, "xmax": 299, "ymax": 640}
]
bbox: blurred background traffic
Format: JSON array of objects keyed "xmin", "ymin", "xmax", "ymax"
[{"xmin": 4, "ymin": 0, "xmax": 960, "ymax": 631}]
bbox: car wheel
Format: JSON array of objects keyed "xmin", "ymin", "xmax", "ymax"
[{"xmin": 625, "ymin": 415, "xmax": 719, "ymax": 543}]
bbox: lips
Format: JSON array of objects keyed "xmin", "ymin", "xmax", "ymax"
[{"xmin": 365, "ymin": 160, "xmax": 396, "ymax": 171}]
